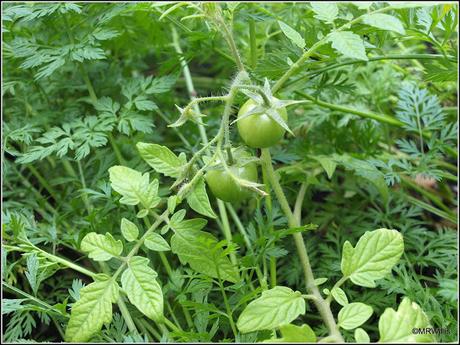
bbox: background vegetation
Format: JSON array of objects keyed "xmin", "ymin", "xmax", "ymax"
[{"xmin": 2, "ymin": 2, "xmax": 458, "ymax": 343}]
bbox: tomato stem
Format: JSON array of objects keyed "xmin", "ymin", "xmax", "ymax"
[
  {"xmin": 216, "ymin": 267, "xmax": 239, "ymax": 338},
  {"xmin": 325, "ymin": 276, "xmax": 348, "ymax": 305},
  {"xmin": 260, "ymin": 148, "xmax": 344, "ymax": 342},
  {"xmin": 249, "ymin": 19, "xmax": 257, "ymax": 69},
  {"xmin": 217, "ymin": 201, "xmax": 238, "ymax": 266},
  {"xmin": 225, "ymin": 146, "xmax": 234, "ymax": 165},
  {"xmin": 172, "ymin": 28, "xmax": 248, "ymax": 291},
  {"xmin": 217, "ymin": 16, "xmax": 245, "ymax": 72},
  {"xmin": 117, "ymin": 296, "xmax": 139, "ymax": 335}
]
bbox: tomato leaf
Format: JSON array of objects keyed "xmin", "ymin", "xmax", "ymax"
[
  {"xmin": 331, "ymin": 287, "xmax": 348, "ymax": 307},
  {"xmin": 81, "ymin": 232, "xmax": 123, "ymax": 261},
  {"xmin": 186, "ymin": 178, "xmax": 217, "ymax": 218},
  {"xmin": 312, "ymin": 155, "xmax": 337, "ymax": 179},
  {"xmin": 108, "ymin": 166, "xmax": 161, "ymax": 209},
  {"xmin": 279, "ymin": 323, "xmax": 317, "ymax": 342},
  {"xmin": 137, "ymin": 143, "xmax": 186, "ymax": 178},
  {"xmin": 341, "ymin": 228, "xmax": 404, "ymax": 287},
  {"xmin": 311, "ymin": 2, "xmax": 339, "ymax": 24},
  {"xmin": 355, "ymin": 328, "xmax": 370, "ymax": 343},
  {"xmin": 170, "ymin": 228, "xmax": 239, "ymax": 283},
  {"xmin": 327, "ymin": 31, "xmax": 368, "ymax": 61},
  {"xmin": 362, "ymin": 13, "xmax": 405, "ymax": 34},
  {"xmin": 144, "ymin": 232, "xmax": 171, "ymax": 252},
  {"xmin": 266, "ymin": 323, "xmax": 317, "ymax": 342},
  {"xmin": 121, "ymin": 256, "xmax": 163, "ymax": 321},
  {"xmin": 278, "ymin": 21, "xmax": 306, "ymax": 49},
  {"xmin": 65, "ymin": 275, "xmax": 119, "ymax": 342},
  {"xmin": 338, "ymin": 302, "xmax": 373, "ymax": 330},
  {"xmin": 121, "ymin": 218, "xmax": 139, "ymax": 242},
  {"xmin": 379, "ymin": 297, "xmax": 436, "ymax": 342},
  {"xmin": 236, "ymin": 286, "xmax": 305, "ymax": 333}
]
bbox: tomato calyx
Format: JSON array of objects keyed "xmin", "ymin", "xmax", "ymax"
[
  {"xmin": 205, "ymin": 148, "xmax": 259, "ymax": 203},
  {"xmin": 209, "ymin": 147, "xmax": 258, "ymax": 170},
  {"xmin": 224, "ymin": 144, "xmax": 235, "ymax": 166},
  {"xmin": 170, "ymin": 105, "xmax": 206, "ymax": 128},
  {"xmin": 205, "ymin": 147, "xmax": 266, "ymax": 202},
  {"xmin": 233, "ymin": 79, "xmax": 303, "ymax": 136}
]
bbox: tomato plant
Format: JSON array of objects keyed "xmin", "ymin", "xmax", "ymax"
[{"xmin": 2, "ymin": 2, "xmax": 458, "ymax": 344}]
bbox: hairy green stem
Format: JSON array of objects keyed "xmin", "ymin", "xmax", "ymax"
[
  {"xmin": 218, "ymin": 202, "xmax": 238, "ymax": 266},
  {"xmin": 249, "ymin": 19, "xmax": 257, "ymax": 69},
  {"xmin": 77, "ymin": 160, "xmax": 93, "ymax": 214},
  {"xmin": 216, "ymin": 9, "xmax": 245, "ymax": 72},
  {"xmin": 117, "ymin": 295, "xmax": 139, "ymax": 335},
  {"xmin": 297, "ymin": 90, "xmax": 458, "ymax": 158},
  {"xmin": 138, "ymin": 319, "xmax": 161, "ymax": 341},
  {"xmin": 294, "ymin": 183, "xmax": 308, "ymax": 224},
  {"xmin": 219, "ymin": 87, "xmax": 239, "ymax": 160},
  {"xmin": 325, "ymin": 276, "xmax": 348, "ymax": 304},
  {"xmin": 216, "ymin": 272, "xmax": 238, "ymax": 338},
  {"xmin": 272, "ymin": 40, "xmax": 323, "ymax": 94},
  {"xmin": 3, "ymin": 282, "xmax": 67, "ymax": 317},
  {"xmin": 33, "ymin": 246, "xmax": 97, "ymax": 278},
  {"xmin": 163, "ymin": 317, "xmax": 182, "ymax": 333},
  {"xmin": 171, "ymin": 24, "xmax": 248, "ymax": 277},
  {"xmin": 226, "ymin": 203, "xmax": 268, "ymax": 290},
  {"xmin": 184, "ymin": 136, "xmax": 219, "ymax": 171},
  {"xmin": 297, "ymin": 90, "xmax": 403, "ymax": 126},
  {"xmin": 260, "ymin": 148, "xmax": 343, "ymax": 342},
  {"xmin": 284, "ymin": 54, "xmax": 457, "ymax": 89},
  {"xmin": 26, "ymin": 165, "xmax": 59, "ymax": 202},
  {"xmin": 261, "ymin": 155, "xmax": 276, "ymax": 287},
  {"xmin": 113, "ymin": 210, "xmax": 169, "ymax": 281},
  {"xmin": 400, "ymin": 175, "xmax": 452, "ymax": 213}
]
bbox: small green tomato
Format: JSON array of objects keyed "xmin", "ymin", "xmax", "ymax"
[
  {"xmin": 205, "ymin": 151, "xmax": 258, "ymax": 203},
  {"xmin": 237, "ymin": 99, "xmax": 288, "ymax": 148}
]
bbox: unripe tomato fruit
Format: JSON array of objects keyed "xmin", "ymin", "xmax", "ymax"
[
  {"xmin": 237, "ymin": 99, "xmax": 288, "ymax": 148},
  {"xmin": 205, "ymin": 151, "xmax": 258, "ymax": 203}
]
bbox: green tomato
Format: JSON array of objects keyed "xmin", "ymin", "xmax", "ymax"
[
  {"xmin": 205, "ymin": 152, "xmax": 258, "ymax": 203},
  {"xmin": 237, "ymin": 99, "xmax": 288, "ymax": 148}
]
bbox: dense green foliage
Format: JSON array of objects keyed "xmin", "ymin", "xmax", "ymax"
[{"xmin": 2, "ymin": 2, "xmax": 458, "ymax": 343}]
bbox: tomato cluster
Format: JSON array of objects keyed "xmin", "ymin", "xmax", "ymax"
[{"xmin": 205, "ymin": 98, "xmax": 288, "ymax": 203}]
